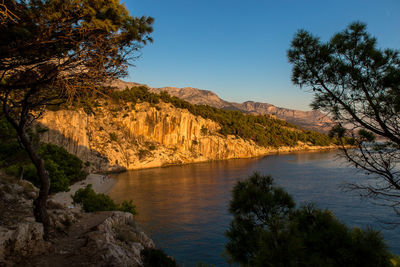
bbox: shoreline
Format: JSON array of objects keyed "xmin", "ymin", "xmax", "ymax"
[
  {"xmin": 53, "ymin": 146, "xmax": 343, "ymax": 204},
  {"xmin": 106, "ymin": 145, "xmax": 342, "ymax": 172},
  {"xmin": 49, "ymin": 174, "xmax": 117, "ymax": 207}
]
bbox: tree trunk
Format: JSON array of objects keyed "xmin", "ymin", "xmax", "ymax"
[{"xmin": 17, "ymin": 128, "xmax": 51, "ymax": 239}]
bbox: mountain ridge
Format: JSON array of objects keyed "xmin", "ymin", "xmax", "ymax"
[{"xmin": 110, "ymin": 79, "xmax": 333, "ymax": 132}]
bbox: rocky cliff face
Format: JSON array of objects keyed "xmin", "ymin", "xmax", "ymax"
[
  {"xmin": 38, "ymin": 101, "xmax": 331, "ymax": 173},
  {"xmin": 231, "ymin": 101, "xmax": 333, "ymax": 132},
  {"xmin": 111, "ymin": 80, "xmax": 333, "ymax": 132}
]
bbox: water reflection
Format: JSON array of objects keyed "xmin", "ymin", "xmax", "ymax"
[{"xmin": 109, "ymin": 151, "xmax": 399, "ymax": 266}]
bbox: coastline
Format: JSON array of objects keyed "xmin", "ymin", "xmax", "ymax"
[
  {"xmin": 49, "ymin": 173, "xmax": 117, "ymax": 207},
  {"xmin": 50, "ymin": 145, "xmax": 343, "ymax": 204},
  {"xmin": 108, "ymin": 145, "xmax": 342, "ymax": 172}
]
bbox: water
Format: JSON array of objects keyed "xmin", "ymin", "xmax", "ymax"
[{"xmin": 109, "ymin": 150, "xmax": 400, "ymax": 266}]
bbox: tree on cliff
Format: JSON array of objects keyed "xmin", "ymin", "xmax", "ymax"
[
  {"xmin": 288, "ymin": 22, "xmax": 400, "ymax": 219},
  {"xmin": 225, "ymin": 173, "xmax": 392, "ymax": 266},
  {"xmin": 0, "ymin": 0, "xmax": 153, "ymax": 238}
]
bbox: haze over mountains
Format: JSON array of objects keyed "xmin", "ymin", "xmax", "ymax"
[{"xmin": 111, "ymin": 80, "xmax": 334, "ymax": 133}]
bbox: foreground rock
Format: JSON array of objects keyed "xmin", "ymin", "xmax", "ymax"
[
  {"xmin": 0, "ymin": 174, "xmax": 155, "ymax": 267},
  {"xmin": 82, "ymin": 212, "xmax": 155, "ymax": 267},
  {"xmin": 0, "ymin": 176, "xmax": 47, "ymax": 266},
  {"xmin": 18, "ymin": 211, "xmax": 154, "ymax": 267}
]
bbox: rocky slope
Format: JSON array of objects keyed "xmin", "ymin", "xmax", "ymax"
[
  {"xmin": 0, "ymin": 173, "xmax": 155, "ymax": 267},
  {"xmin": 38, "ymin": 100, "xmax": 334, "ymax": 173},
  {"xmin": 0, "ymin": 176, "xmax": 46, "ymax": 266},
  {"xmin": 111, "ymin": 80, "xmax": 333, "ymax": 132}
]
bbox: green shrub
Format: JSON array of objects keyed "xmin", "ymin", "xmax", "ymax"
[
  {"xmin": 0, "ymin": 123, "xmax": 86, "ymax": 193},
  {"xmin": 109, "ymin": 132, "xmax": 118, "ymax": 142},
  {"xmin": 141, "ymin": 248, "xmax": 178, "ymax": 267},
  {"xmin": 4, "ymin": 164, "xmax": 20, "ymax": 177},
  {"xmin": 44, "ymin": 160, "xmax": 70, "ymax": 192},
  {"xmin": 138, "ymin": 149, "xmax": 152, "ymax": 160},
  {"xmin": 200, "ymin": 126, "xmax": 208, "ymax": 135},
  {"xmin": 225, "ymin": 172, "xmax": 392, "ymax": 267},
  {"xmin": 7, "ymin": 160, "xmax": 71, "ymax": 193},
  {"xmin": 145, "ymin": 142, "xmax": 156, "ymax": 151},
  {"xmin": 39, "ymin": 143, "xmax": 86, "ymax": 184},
  {"xmin": 119, "ymin": 200, "xmax": 137, "ymax": 215},
  {"xmin": 72, "ymin": 185, "xmax": 137, "ymax": 215}
]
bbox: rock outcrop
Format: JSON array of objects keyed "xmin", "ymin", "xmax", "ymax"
[
  {"xmin": 83, "ymin": 212, "xmax": 154, "ymax": 267},
  {"xmin": 0, "ymin": 177, "xmax": 47, "ymax": 266},
  {"xmin": 38, "ymin": 101, "xmax": 334, "ymax": 173},
  {"xmin": 0, "ymin": 173, "xmax": 156, "ymax": 267},
  {"xmin": 111, "ymin": 79, "xmax": 334, "ymax": 132}
]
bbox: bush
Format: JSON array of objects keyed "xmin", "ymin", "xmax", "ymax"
[
  {"xmin": 109, "ymin": 132, "xmax": 118, "ymax": 142},
  {"xmin": 138, "ymin": 149, "xmax": 152, "ymax": 160},
  {"xmin": 225, "ymin": 172, "xmax": 392, "ymax": 267},
  {"xmin": 72, "ymin": 184, "xmax": 137, "ymax": 215},
  {"xmin": 141, "ymin": 248, "xmax": 177, "ymax": 267},
  {"xmin": 12, "ymin": 143, "xmax": 87, "ymax": 193},
  {"xmin": 39, "ymin": 143, "xmax": 86, "ymax": 184},
  {"xmin": 200, "ymin": 126, "xmax": 208, "ymax": 135}
]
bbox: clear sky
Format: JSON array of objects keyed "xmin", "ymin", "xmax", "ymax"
[{"xmin": 123, "ymin": 0, "xmax": 399, "ymax": 111}]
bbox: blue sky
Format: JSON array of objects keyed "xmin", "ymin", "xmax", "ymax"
[{"xmin": 124, "ymin": 0, "xmax": 399, "ymax": 111}]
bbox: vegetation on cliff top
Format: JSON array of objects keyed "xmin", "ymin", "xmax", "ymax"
[{"xmin": 71, "ymin": 85, "xmax": 348, "ymax": 148}]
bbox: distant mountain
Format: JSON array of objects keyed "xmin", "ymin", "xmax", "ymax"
[{"xmin": 111, "ymin": 80, "xmax": 334, "ymax": 132}]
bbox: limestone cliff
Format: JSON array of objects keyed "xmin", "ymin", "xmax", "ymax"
[
  {"xmin": 38, "ymin": 101, "xmax": 334, "ymax": 172},
  {"xmin": 111, "ymin": 79, "xmax": 334, "ymax": 133}
]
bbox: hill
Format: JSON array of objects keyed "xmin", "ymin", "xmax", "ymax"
[{"xmin": 111, "ymin": 80, "xmax": 333, "ymax": 132}]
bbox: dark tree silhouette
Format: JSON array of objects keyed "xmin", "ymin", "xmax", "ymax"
[
  {"xmin": 288, "ymin": 22, "xmax": 400, "ymax": 219},
  {"xmin": 0, "ymin": 0, "xmax": 153, "ymax": 238},
  {"xmin": 225, "ymin": 173, "xmax": 392, "ymax": 266}
]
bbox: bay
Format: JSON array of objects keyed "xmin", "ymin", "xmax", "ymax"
[{"xmin": 109, "ymin": 150, "xmax": 400, "ymax": 266}]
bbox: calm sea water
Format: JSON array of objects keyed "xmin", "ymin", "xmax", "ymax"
[{"xmin": 109, "ymin": 150, "xmax": 400, "ymax": 266}]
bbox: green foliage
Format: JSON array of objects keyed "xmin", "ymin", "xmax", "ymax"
[
  {"xmin": 288, "ymin": 22, "xmax": 400, "ymax": 213},
  {"xmin": 109, "ymin": 132, "xmax": 118, "ymax": 142},
  {"xmin": 141, "ymin": 248, "xmax": 178, "ymax": 267},
  {"xmin": 391, "ymin": 255, "xmax": 400, "ymax": 266},
  {"xmin": 145, "ymin": 141, "xmax": 156, "ymax": 150},
  {"xmin": 39, "ymin": 143, "xmax": 86, "ymax": 184},
  {"xmin": 1, "ymin": 0, "xmax": 153, "ymax": 234},
  {"xmin": 138, "ymin": 149, "xmax": 152, "ymax": 160},
  {"xmin": 0, "ymin": 117, "xmax": 86, "ymax": 193},
  {"xmin": 201, "ymin": 126, "xmax": 208, "ymax": 135},
  {"xmin": 111, "ymin": 86, "xmax": 160, "ymax": 105},
  {"xmin": 72, "ymin": 185, "xmax": 137, "ymax": 215},
  {"xmin": 111, "ymin": 87, "xmax": 335, "ymax": 147},
  {"xmin": 0, "ymin": 117, "xmax": 30, "ymax": 166},
  {"xmin": 119, "ymin": 200, "xmax": 137, "ymax": 215},
  {"xmin": 358, "ymin": 129, "xmax": 375, "ymax": 142},
  {"xmin": 225, "ymin": 172, "xmax": 392, "ymax": 267}
]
